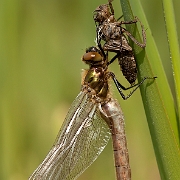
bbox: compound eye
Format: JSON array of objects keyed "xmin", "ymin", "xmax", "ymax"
[{"xmin": 82, "ymin": 52, "xmax": 102, "ymax": 62}]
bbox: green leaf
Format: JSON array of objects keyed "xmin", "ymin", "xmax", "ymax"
[
  {"xmin": 119, "ymin": 0, "xmax": 180, "ymax": 179},
  {"xmin": 162, "ymin": 0, "xmax": 180, "ymax": 132}
]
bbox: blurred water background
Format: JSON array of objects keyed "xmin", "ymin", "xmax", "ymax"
[{"xmin": 0, "ymin": 0, "xmax": 179, "ymax": 179}]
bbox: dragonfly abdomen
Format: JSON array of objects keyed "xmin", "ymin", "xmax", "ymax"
[{"xmin": 100, "ymin": 99, "xmax": 131, "ymax": 180}]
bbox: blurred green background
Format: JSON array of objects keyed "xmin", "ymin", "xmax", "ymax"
[{"xmin": 0, "ymin": 0, "xmax": 179, "ymax": 179}]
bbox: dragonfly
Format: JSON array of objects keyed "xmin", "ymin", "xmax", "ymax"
[
  {"xmin": 29, "ymin": 45, "xmax": 156, "ymax": 180},
  {"xmin": 93, "ymin": 0, "xmax": 146, "ymax": 85}
]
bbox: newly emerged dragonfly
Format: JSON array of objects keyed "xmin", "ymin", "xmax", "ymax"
[
  {"xmin": 29, "ymin": 46, "xmax": 156, "ymax": 180},
  {"xmin": 93, "ymin": 0, "xmax": 146, "ymax": 85}
]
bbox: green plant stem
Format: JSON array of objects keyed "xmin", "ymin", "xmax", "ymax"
[
  {"xmin": 119, "ymin": 0, "xmax": 180, "ymax": 179},
  {"xmin": 162, "ymin": 0, "xmax": 180, "ymax": 134}
]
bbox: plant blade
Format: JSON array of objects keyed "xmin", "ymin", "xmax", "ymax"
[{"xmin": 119, "ymin": 0, "xmax": 180, "ymax": 179}]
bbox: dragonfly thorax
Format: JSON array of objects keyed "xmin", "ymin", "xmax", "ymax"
[{"xmin": 83, "ymin": 67, "xmax": 109, "ymax": 98}]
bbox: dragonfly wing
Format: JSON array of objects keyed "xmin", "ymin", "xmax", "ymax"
[{"xmin": 29, "ymin": 91, "xmax": 110, "ymax": 180}]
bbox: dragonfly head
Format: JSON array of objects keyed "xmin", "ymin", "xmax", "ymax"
[
  {"xmin": 93, "ymin": 4, "xmax": 111, "ymax": 25},
  {"xmin": 82, "ymin": 46, "xmax": 104, "ymax": 67}
]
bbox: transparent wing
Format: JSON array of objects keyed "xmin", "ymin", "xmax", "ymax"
[{"xmin": 29, "ymin": 91, "xmax": 111, "ymax": 180}]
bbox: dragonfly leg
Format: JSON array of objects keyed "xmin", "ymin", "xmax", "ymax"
[
  {"xmin": 108, "ymin": 0, "xmax": 114, "ymax": 15},
  {"xmin": 109, "ymin": 72, "xmax": 157, "ymax": 100},
  {"xmin": 121, "ymin": 16, "xmax": 146, "ymax": 48},
  {"xmin": 107, "ymin": 52, "xmax": 120, "ymax": 66}
]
